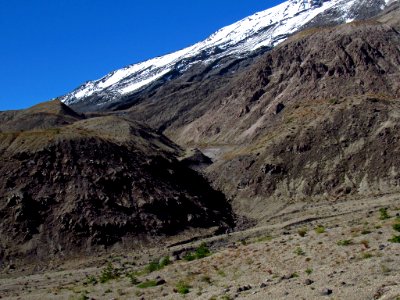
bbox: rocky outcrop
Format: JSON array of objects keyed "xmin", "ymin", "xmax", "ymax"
[{"xmin": 0, "ymin": 101, "xmax": 233, "ymax": 260}]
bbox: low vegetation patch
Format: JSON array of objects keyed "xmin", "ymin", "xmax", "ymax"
[
  {"xmin": 379, "ymin": 208, "xmax": 390, "ymax": 220},
  {"xmin": 137, "ymin": 280, "xmax": 158, "ymax": 289},
  {"xmin": 99, "ymin": 263, "xmax": 119, "ymax": 283},
  {"xmin": 183, "ymin": 243, "xmax": 211, "ymax": 261},
  {"xmin": 337, "ymin": 239, "xmax": 353, "ymax": 246},
  {"xmin": 315, "ymin": 225, "xmax": 326, "ymax": 234},
  {"xmin": 176, "ymin": 281, "xmax": 191, "ymax": 294},
  {"xmin": 388, "ymin": 235, "xmax": 400, "ymax": 243},
  {"xmin": 146, "ymin": 256, "xmax": 171, "ymax": 273},
  {"xmin": 294, "ymin": 247, "xmax": 305, "ymax": 256}
]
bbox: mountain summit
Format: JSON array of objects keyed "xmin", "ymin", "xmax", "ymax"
[{"xmin": 61, "ymin": 0, "xmax": 389, "ymax": 111}]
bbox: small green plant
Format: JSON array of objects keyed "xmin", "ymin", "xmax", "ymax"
[
  {"xmin": 183, "ymin": 243, "xmax": 211, "ymax": 261},
  {"xmin": 221, "ymin": 295, "xmax": 233, "ymax": 300},
  {"xmin": 137, "ymin": 280, "xmax": 158, "ymax": 289},
  {"xmin": 388, "ymin": 235, "xmax": 400, "ymax": 243},
  {"xmin": 361, "ymin": 230, "xmax": 372, "ymax": 235},
  {"xmin": 99, "ymin": 263, "xmax": 119, "ymax": 283},
  {"xmin": 145, "ymin": 256, "xmax": 171, "ymax": 273},
  {"xmin": 315, "ymin": 225, "xmax": 326, "ymax": 234},
  {"xmin": 294, "ymin": 247, "xmax": 305, "ymax": 256},
  {"xmin": 298, "ymin": 228, "xmax": 308, "ymax": 237},
  {"xmin": 292, "ymin": 272, "xmax": 299, "ymax": 278},
  {"xmin": 85, "ymin": 275, "xmax": 98, "ymax": 285},
  {"xmin": 176, "ymin": 281, "xmax": 191, "ymax": 294},
  {"xmin": 146, "ymin": 261, "xmax": 160, "ymax": 273},
  {"xmin": 393, "ymin": 223, "xmax": 400, "ymax": 232},
  {"xmin": 183, "ymin": 253, "xmax": 196, "ymax": 261},
  {"xmin": 195, "ymin": 243, "xmax": 211, "ymax": 259},
  {"xmin": 379, "ymin": 208, "xmax": 390, "ymax": 220},
  {"xmin": 159, "ymin": 256, "xmax": 171, "ymax": 268},
  {"xmin": 305, "ymin": 268, "xmax": 313, "ymax": 275},
  {"xmin": 337, "ymin": 239, "xmax": 352, "ymax": 246}
]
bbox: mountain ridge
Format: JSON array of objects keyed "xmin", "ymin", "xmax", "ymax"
[{"xmin": 61, "ymin": 0, "xmax": 390, "ymax": 112}]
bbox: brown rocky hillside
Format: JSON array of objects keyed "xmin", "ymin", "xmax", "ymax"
[
  {"xmin": 117, "ymin": 4, "xmax": 400, "ymax": 221},
  {"xmin": 0, "ymin": 101, "xmax": 233, "ymax": 262}
]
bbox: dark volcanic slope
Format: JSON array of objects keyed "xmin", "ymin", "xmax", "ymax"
[
  {"xmin": 117, "ymin": 4, "xmax": 400, "ymax": 219},
  {"xmin": 0, "ymin": 101, "xmax": 233, "ymax": 260}
]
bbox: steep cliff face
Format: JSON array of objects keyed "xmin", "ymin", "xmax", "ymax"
[{"xmin": 0, "ymin": 101, "xmax": 233, "ymax": 260}]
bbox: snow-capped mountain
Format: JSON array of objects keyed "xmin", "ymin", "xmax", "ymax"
[{"xmin": 62, "ymin": 0, "xmax": 389, "ymax": 109}]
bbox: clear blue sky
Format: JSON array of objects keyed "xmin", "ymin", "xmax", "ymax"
[{"xmin": 0, "ymin": 0, "xmax": 284, "ymax": 111}]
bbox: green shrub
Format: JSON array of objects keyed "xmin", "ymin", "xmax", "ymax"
[
  {"xmin": 315, "ymin": 226, "xmax": 325, "ymax": 234},
  {"xmin": 99, "ymin": 263, "xmax": 119, "ymax": 283},
  {"xmin": 195, "ymin": 243, "xmax": 211, "ymax": 259},
  {"xmin": 137, "ymin": 280, "xmax": 157, "ymax": 289},
  {"xmin": 159, "ymin": 256, "xmax": 171, "ymax": 268},
  {"xmin": 183, "ymin": 253, "xmax": 197, "ymax": 261},
  {"xmin": 183, "ymin": 243, "xmax": 211, "ymax": 261},
  {"xmin": 146, "ymin": 256, "xmax": 171, "ymax": 273},
  {"xmin": 393, "ymin": 223, "xmax": 400, "ymax": 232},
  {"xmin": 379, "ymin": 208, "xmax": 390, "ymax": 220},
  {"xmin": 176, "ymin": 281, "xmax": 191, "ymax": 294},
  {"xmin": 389, "ymin": 235, "xmax": 400, "ymax": 243}
]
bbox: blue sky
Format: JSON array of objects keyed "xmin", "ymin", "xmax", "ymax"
[{"xmin": 0, "ymin": 0, "xmax": 284, "ymax": 111}]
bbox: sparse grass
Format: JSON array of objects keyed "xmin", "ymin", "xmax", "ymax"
[
  {"xmin": 379, "ymin": 208, "xmax": 390, "ymax": 220},
  {"xmin": 305, "ymin": 268, "xmax": 313, "ymax": 275},
  {"xmin": 381, "ymin": 264, "xmax": 391, "ymax": 274},
  {"xmin": 137, "ymin": 280, "xmax": 157, "ymax": 289},
  {"xmin": 337, "ymin": 239, "xmax": 353, "ymax": 246},
  {"xmin": 298, "ymin": 228, "xmax": 308, "ymax": 237},
  {"xmin": 217, "ymin": 270, "xmax": 226, "ymax": 277},
  {"xmin": 294, "ymin": 247, "xmax": 305, "ymax": 256},
  {"xmin": 256, "ymin": 235, "xmax": 274, "ymax": 243},
  {"xmin": 84, "ymin": 275, "xmax": 97, "ymax": 285},
  {"xmin": 315, "ymin": 225, "xmax": 326, "ymax": 234},
  {"xmin": 361, "ymin": 252, "xmax": 373, "ymax": 259},
  {"xmin": 361, "ymin": 229, "xmax": 372, "ymax": 235},
  {"xmin": 99, "ymin": 263, "xmax": 119, "ymax": 283},
  {"xmin": 176, "ymin": 281, "xmax": 191, "ymax": 294}
]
